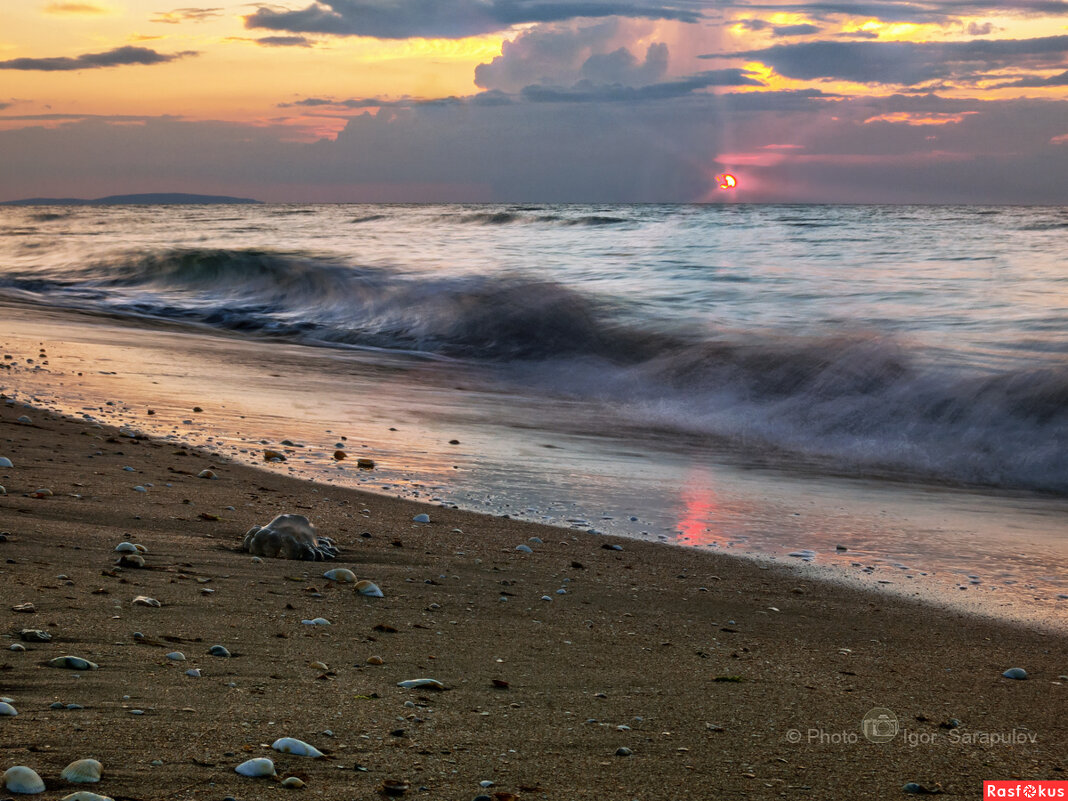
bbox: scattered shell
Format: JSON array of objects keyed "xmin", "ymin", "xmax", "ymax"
[
  {"xmin": 1002, "ymin": 667, "xmax": 1028, "ymax": 680},
  {"xmin": 0, "ymin": 702, "xmax": 17, "ymax": 716},
  {"xmin": 412, "ymin": 513, "xmax": 430, "ymax": 523},
  {"xmin": 397, "ymin": 678, "xmax": 445, "ymax": 690},
  {"xmin": 60, "ymin": 793, "xmax": 114, "ymax": 801},
  {"xmin": 21, "ymin": 629, "xmax": 51, "ymax": 642},
  {"xmin": 12, "ymin": 602, "xmax": 35, "ymax": 613},
  {"xmin": 322, "ymin": 568, "xmax": 357, "ymax": 583},
  {"xmin": 31, "ymin": 488, "xmax": 53, "ymax": 498},
  {"xmin": 133, "ymin": 543, "xmax": 148, "ymax": 553},
  {"xmin": 61, "ymin": 759, "xmax": 103, "ymax": 784},
  {"xmin": 356, "ymin": 457, "xmax": 375, "ymax": 469},
  {"xmin": 197, "ymin": 469, "xmax": 217, "ymax": 479},
  {"xmin": 310, "ymin": 661, "xmax": 328, "ymax": 670},
  {"xmin": 116, "ymin": 554, "xmax": 146, "ymax": 569},
  {"xmin": 208, "ymin": 645, "xmax": 231, "ymax": 657},
  {"xmin": 0, "ymin": 485, "xmax": 5, "ymax": 495},
  {"xmin": 165, "ymin": 652, "xmax": 186, "ymax": 661},
  {"xmin": 133, "ymin": 486, "xmax": 147, "ymax": 493},
  {"xmin": 0, "ymin": 457, "xmax": 13, "ymax": 468},
  {"xmin": 355, "ymin": 580, "xmax": 383, "ymax": 598},
  {"xmin": 49, "ymin": 656, "xmax": 99, "ymax": 670},
  {"xmin": 114, "ymin": 542, "xmax": 139, "ymax": 553},
  {"xmin": 301, "ymin": 618, "xmax": 331, "ymax": 626},
  {"xmin": 235, "ymin": 757, "xmax": 276, "ymax": 777},
  {"xmin": 185, "ymin": 669, "xmax": 202, "ymax": 678},
  {"xmin": 272, "ymin": 737, "xmax": 325, "ymax": 758},
  {"xmin": 281, "ymin": 777, "xmax": 306, "ymax": 788},
  {"xmin": 132, "ymin": 595, "xmax": 161, "ymax": 608},
  {"xmin": 17, "ymin": 415, "xmax": 32, "ymax": 424},
  {"xmin": 367, "ymin": 655, "xmax": 385, "ymax": 665},
  {"xmin": 3, "ymin": 765, "xmax": 46, "ymax": 794},
  {"xmin": 615, "ymin": 747, "xmax": 633, "ymax": 756},
  {"xmin": 515, "ymin": 544, "xmax": 533, "ymax": 554},
  {"xmin": 10, "ymin": 643, "xmax": 26, "ymax": 652},
  {"xmin": 242, "ymin": 514, "xmax": 339, "ymax": 561}
]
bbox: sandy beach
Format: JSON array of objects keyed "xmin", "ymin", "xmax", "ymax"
[{"xmin": 1, "ymin": 375, "xmax": 1066, "ymax": 800}]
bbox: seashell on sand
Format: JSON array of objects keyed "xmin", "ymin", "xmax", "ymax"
[
  {"xmin": 133, "ymin": 543, "xmax": 148, "ymax": 553},
  {"xmin": 235, "ymin": 757, "xmax": 276, "ymax": 777},
  {"xmin": 21, "ymin": 629, "xmax": 51, "ymax": 642},
  {"xmin": 197, "ymin": 469, "xmax": 217, "ymax": 479},
  {"xmin": 1002, "ymin": 667, "xmax": 1028, "ymax": 680},
  {"xmin": 241, "ymin": 514, "xmax": 339, "ymax": 561},
  {"xmin": 116, "ymin": 554, "xmax": 145, "ymax": 569},
  {"xmin": 0, "ymin": 701, "xmax": 17, "ymax": 716},
  {"xmin": 412, "ymin": 513, "xmax": 430, "ymax": 523},
  {"xmin": 114, "ymin": 542, "xmax": 138, "ymax": 553},
  {"xmin": 61, "ymin": 759, "xmax": 103, "ymax": 783},
  {"xmin": 322, "ymin": 568, "xmax": 356, "ymax": 583},
  {"xmin": 61, "ymin": 793, "xmax": 114, "ymax": 801},
  {"xmin": 281, "ymin": 776, "xmax": 306, "ymax": 788},
  {"xmin": 272, "ymin": 737, "xmax": 325, "ymax": 758},
  {"xmin": 49, "ymin": 655, "xmax": 99, "ymax": 670},
  {"xmin": 165, "ymin": 651, "xmax": 185, "ymax": 661},
  {"xmin": 132, "ymin": 596, "xmax": 161, "ymax": 607},
  {"xmin": 301, "ymin": 618, "xmax": 330, "ymax": 625},
  {"xmin": 3, "ymin": 765, "xmax": 46, "ymax": 794},
  {"xmin": 355, "ymin": 580, "xmax": 383, "ymax": 598},
  {"xmin": 0, "ymin": 457, "xmax": 13, "ymax": 468},
  {"xmin": 397, "ymin": 678, "xmax": 446, "ymax": 690},
  {"xmin": 208, "ymin": 644, "xmax": 231, "ymax": 657},
  {"xmin": 185, "ymin": 668, "xmax": 202, "ymax": 677}
]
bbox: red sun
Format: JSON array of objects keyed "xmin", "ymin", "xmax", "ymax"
[{"xmin": 716, "ymin": 173, "xmax": 737, "ymax": 190}]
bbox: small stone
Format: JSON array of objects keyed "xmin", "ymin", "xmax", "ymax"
[
  {"xmin": 515, "ymin": 544, "xmax": 533, "ymax": 554},
  {"xmin": 197, "ymin": 469, "xmax": 217, "ymax": 479},
  {"xmin": 367, "ymin": 655, "xmax": 385, "ymax": 665},
  {"xmin": 412, "ymin": 513, "xmax": 430, "ymax": 523},
  {"xmin": 165, "ymin": 652, "xmax": 186, "ymax": 661},
  {"xmin": 479, "ymin": 780, "xmax": 494, "ymax": 788},
  {"xmin": 356, "ymin": 458, "xmax": 375, "ymax": 469},
  {"xmin": 9, "ymin": 643, "xmax": 26, "ymax": 652},
  {"xmin": 20, "ymin": 629, "xmax": 51, "ymax": 642},
  {"xmin": 186, "ymin": 668, "xmax": 202, "ymax": 678},
  {"xmin": 615, "ymin": 747, "xmax": 633, "ymax": 756},
  {"xmin": 0, "ymin": 457, "xmax": 11, "ymax": 468},
  {"xmin": 1002, "ymin": 667, "xmax": 1028, "ymax": 680},
  {"xmin": 281, "ymin": 776, "xmax": 305, "ymax": 788},
  {"xmin": 333, "ymin": 450, "xmax": 346, "ymax": 461},
  {"xmin": 16, "ymin": 416, "xmax": 30, "ymax": 424},
  {"xmin": 12, "ymin": 603, "xmax": 35, "ymax": 613},
  {"xmin": 208, "ymin": 645, "xmax": 231, "ymax": 657},
  {"xmin": 133, "ymin": 485, "xmax": 148, "ymax": 493}
]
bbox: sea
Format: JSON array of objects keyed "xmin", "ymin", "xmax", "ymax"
[{"xmin": 1, "ymin": 203, "xmax": 1066, "ymax": 624}]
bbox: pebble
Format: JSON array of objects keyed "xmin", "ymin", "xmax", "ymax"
[
  {"xmin": 302, "ymin": 618, "xmax": 331, "ymax": 625},
  {"xmin": 208, "ymin": 645, "xmax": 231, "ymax": 657},
  {"xmin": 185, "ymin": 669, "xmax": 202, "ymax": 678},
  {"xmin": 12, "ymin": 603, "xmax": 35, "ymax": 613},
  {"xmin": 0, "ymin": 458, "xmax": 12, "ymax": 468},
  {"xmin": 165, "ymin": 652, "xmax": 186, "ymax": 661},
  {"xmin": 412, "ymin": 513, "xmax": 430, "ymax": 523},
  {"xmin": 132, "ymin": 596, "xmax": 161, "ymax": 608},
  {"xmin": 20, "ymin": 629, "xmax": 52, "ymax": 642},
  {"xmin": 0, "ymin": 702, "xmax": 16, "ymax": 716},
  {"xmin": 133, "ymin": 486, "xmax": 147, "ymax": 493},
  {"xmin": 16, "ymin": 415, "xmax": 31, "ymax": 424},
  {"xmin": 515, "ymin": 544, "xmax": 533, "ymax": 554},
  {"xmin": 9, "ymin": 643, "xmax": 26, "ymax": 651},
  {"xmin": 197, "ymin": 469, "xmax": 217, "ymax": 479},
  {"xmin": 615, "ymin": 747, "xmax": 633, "ymax": 756},
  {"xmin": 1002, "ymin": 667, "xmax": 1028, "ymax": 680}
]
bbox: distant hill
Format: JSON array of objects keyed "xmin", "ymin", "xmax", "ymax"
[{"xmin": 1, "ymin": 192, "xmax": 261, "ymax": 206}]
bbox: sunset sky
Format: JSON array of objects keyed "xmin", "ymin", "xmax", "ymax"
[{"xmin": 2, "ymin": 0, "xmax": 1068, "ymax": 202}]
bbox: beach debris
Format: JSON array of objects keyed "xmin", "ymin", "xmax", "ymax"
[
  {"xmin": 263, "ymin": 450, "xmax": 286, "ymax": 462},
  {"xmin": 1002, "ymin": 667, "xmax": 1028, "ymax": 680},
  {"xmin": 0, "ymin": 701, "xmax": 17, "ymax": 716},
  {"xmin": 235, "ymin": 757, "xmax": 276, "ymax": 777},
  {"xmin": 379, "ymin": 779, "xmax": 410, "ymax": 796},
  {"xmin": 902, "ymin": 782, "xmax": 944, "ymax": 794},
  {"xmin": 272, "ymin": 737, "xmax": 325, "ymax": 758},
  {"xmin": 3, "ymin": 765, "xmax": 46, "ymax": 794},
  {"xmin": 61, "ymin": 794, "xmax": 114, "ymax": 801},
  {"xmin": 355, "ymin": 579, "xmax": 384, "ymax": 597},
  {"xmin": 21, "ymin": 629, "xmax": 52, "ymax": 642},
  {"xmin": 302, "ymin": 618, "xmax": 331, "ymax": 625},
  {"xmin": 515, "ymin": 544, "xmax": 533, "ymax": 554},
  {"xmin": 116, "ymin": 554, "xmax": 146, "ymax": 569},
  {"xmin": 132, "ymin": 595, "xmax": 161, "ymax": 608},
  {"xmin": 30, "ymin": 488, "xmax": 53, "ymax": 498},
  {"xmin": 114, "ymin": 542, "xmax": 140, "ymax": 554},
  {"xmin": 10, "ymin": 643, "xmax": 26, "ymax": 651},
  {"xmin": 208, "ymin": 645, "xmax": 231, "ymax": 657},
  {"xmin": 281, "ymin": 776, "xmax": 306, "ymax": 788},
  {"xmin": 322, "ymin": 568, "xmax": 356, "ymax": 583},
  {"xmin": 242, "ymin": 514, "xmax": 339, "ymax": 561},
  {"xmin": 397, "ymin": 678, "xmax": 445, "ymax": 691},
  {"xmin": 412, "ymin": 513, "xmax": 430, "ymax": 523},
  {"xmin": 49, "ymin": 656, "xmax": 99, "ymax": 670},
  {"xmin": 356, "ymin": 458, "xmax": 375, "ymax": 469},
  {"xmin": 0, "ymin": 457, "xmax": 13, "ymax": 468},
  {"xmin": 12, "ymin": 602, "xmax": 35, "ymax": 613},
  {"xmin": 165, "ymin": 652, "xmax": 186, "ymax": 661},
  {"xmin": 61, "ymin": 759, "xmax": 103, "ymax": 783},
  {"xmin": 197, "ymin": 469, "xmax": 217, "ymax": 479}
]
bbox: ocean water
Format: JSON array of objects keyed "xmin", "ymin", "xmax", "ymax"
[{"xmin": 1, "ymin": 203, "xmax": 1066, "ymax": 620}]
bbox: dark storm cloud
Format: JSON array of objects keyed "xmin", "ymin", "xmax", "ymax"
[
  {"xmin": 520, "ymin": 68, "xmax": 762, "ymax": 101},
  {"xmin": 0, "ymin": 46, "xmax": 197, "ymax": 71},
  {"xmin": 244, "ymin": 0, "xmax": 703, "ymax": 39},
  {"xmin": 735, "ymin": 19, "xmax": 822, "ymax": 36},
  {"xmin": 728, "ymin": 1, "xmax": 1068, "ymax": 24},
  {"xmin": 705, "ymin": 35, "xmax": 1068, "ymax": 85}
]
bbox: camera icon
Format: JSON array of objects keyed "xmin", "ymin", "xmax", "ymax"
[{"xmin": 861, "ymin": 707, "xmax": 899, "ymax": 743}]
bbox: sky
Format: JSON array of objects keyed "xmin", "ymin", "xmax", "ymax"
[{"xmin": 1, "ymin": 0, "xmax": 1067, "ymax": 202}]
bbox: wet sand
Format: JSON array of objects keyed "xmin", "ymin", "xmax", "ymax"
[{"xmin": 1, "ymin": 378, "xmax": 1066, "ymax": 799}]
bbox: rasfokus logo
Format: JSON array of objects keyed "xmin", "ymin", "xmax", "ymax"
[{"xmin": 984, "ymin": 781, "xmax": 1068, "ymax": 798}]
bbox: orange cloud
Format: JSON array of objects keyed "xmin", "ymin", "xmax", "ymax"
[{"xmin": 44, "ymin": 2, "xmax": 108, "ymax": 14}]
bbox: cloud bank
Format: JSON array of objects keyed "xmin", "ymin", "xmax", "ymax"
[{"xmin": 0, "ymin": 46, "xmax": 197, "ymax": 71}]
